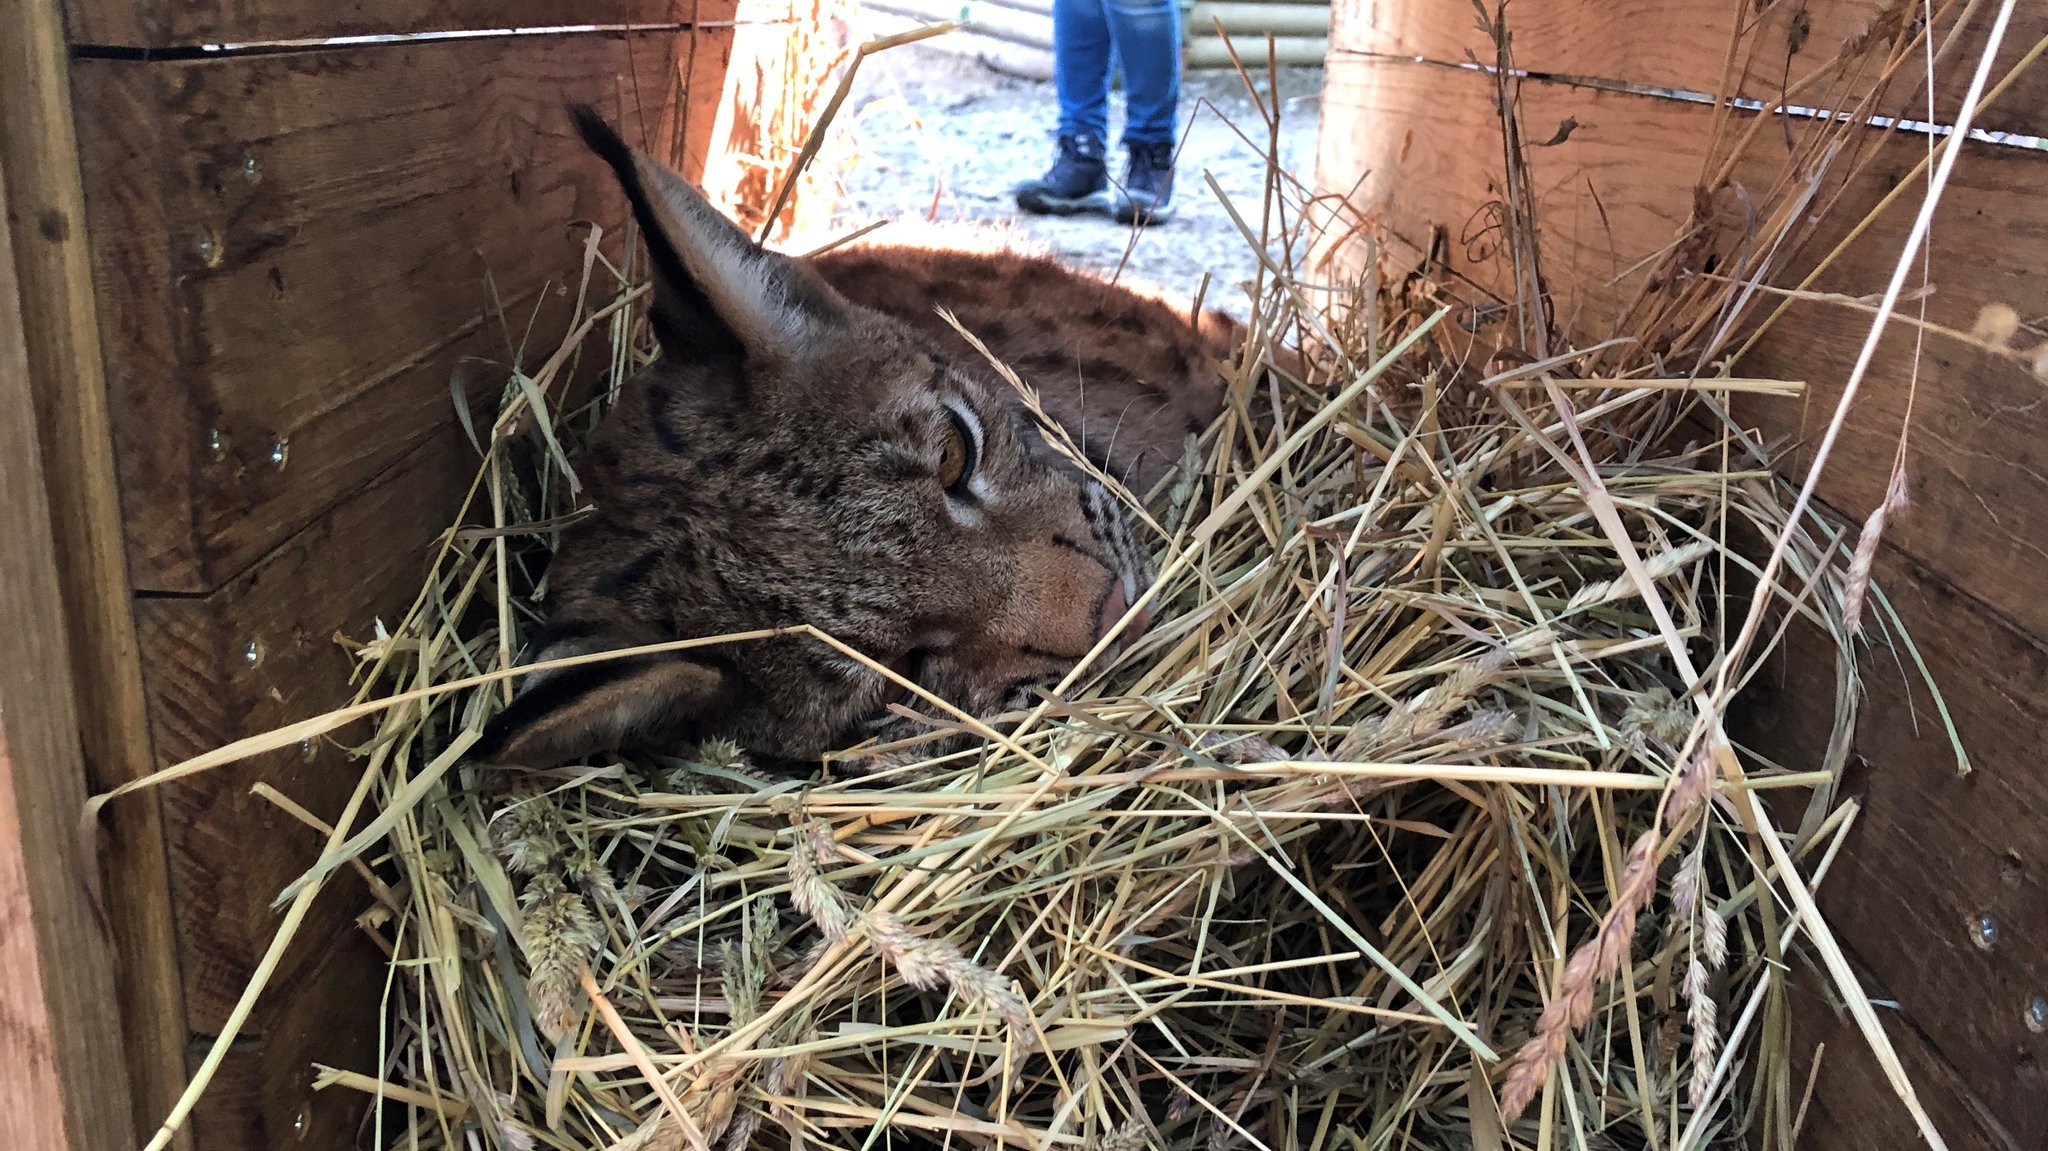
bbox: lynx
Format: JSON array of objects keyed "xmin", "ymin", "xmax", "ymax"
[{"xmin": 471, "ymin": 107, "xmax": 1234, "ymax": 770}]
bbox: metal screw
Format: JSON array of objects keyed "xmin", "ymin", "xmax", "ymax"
[
  {"xmin": 241, "ymin": 151, "xmax": 261, "ymax": 179},
  {"xmin": 2028, "ymin": 996, "xmax": 2048, "ymax": 1034},
  {"xmin": 196, "ymin": 230, "xmax": 222, "ymax": 268},
  {"xmin": 1973, "ymin": 913, "xmax": 1999, "ymax": 950},
  {"xmin": 207, "ymin": 429, "xmax": 226, "ymax": 460},
  {"xmin": 268, "ymin": 438, "xmax": 289, "ymax": 468},
  {"xmin": 243, "ymin": 639, "xmax": 263, "ymax": 667}
]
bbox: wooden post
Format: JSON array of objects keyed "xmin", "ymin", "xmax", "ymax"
[
  {"xmin": 0, "ymin": 118, "xmax": 138, "ymax": 1151},
  {"xmin": 0, "ymin": 0, "xmax": 189, "ymax": 1144}
]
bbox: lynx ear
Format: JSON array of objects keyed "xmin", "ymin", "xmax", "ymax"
[
  {"xmin": 471, "ymin": 625, "xmax": 729, "ymax": 768},
  {"xmin": 569, "ymin": 104, "xmax": 848, "ymax": 360}
]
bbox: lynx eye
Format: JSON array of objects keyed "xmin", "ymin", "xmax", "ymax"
[{"xmin": 937, "ymin": 406, "xmax": 978, "ymax": 494}]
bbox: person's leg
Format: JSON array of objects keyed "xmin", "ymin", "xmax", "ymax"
[
  {"xmin": 1016, "ymin": 0, "xmax": 1114, "ymax": 214},
  {"xmin": 1102, "ymin": 0, "xmax": 1182, "ymax": 224},
  {"xmin": 1054, "ymin": 0, "xmax": 1114, "ymax": 145},
  {"xmin": 1103, "ymin": 0, "xmax": 1179, "ymax": 145}
]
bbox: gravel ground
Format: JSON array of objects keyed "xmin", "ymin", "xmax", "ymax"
[{"xmin": 816, "ymin": 45, "xmax": 1323, "ymax": 316}]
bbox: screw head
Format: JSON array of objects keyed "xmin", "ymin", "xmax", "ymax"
[
  {"xmin": 268, "ymin": 438, "xmax": 289, "ymax": 468},
  {"xmin": 242, "ymin": 639, "xmax": 263, "ymax": 667},
  {"xmin": 1973, "ymin": 913, "xmax": 1999, "ymax": 950},
  {"xmin": 241, "ymin": 151, "xmax": 261, "ymax": 179},
  {"xmin": 2028, "ymin": 995, "xmax": 2048, "ymax": 1034}
]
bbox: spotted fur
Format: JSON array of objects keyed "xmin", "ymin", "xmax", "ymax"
[
  {"xmin": 808, "ymin": 244, "xmax": 1232, "ymax": 496},
  {"xmin": 471, "ymin": 108, "xmax": 1232, "ymax": 770}
]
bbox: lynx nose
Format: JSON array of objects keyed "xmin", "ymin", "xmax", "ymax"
[{"xmin": 1096, "ymin": 577, "xmax": 1153, "ymax": 648}]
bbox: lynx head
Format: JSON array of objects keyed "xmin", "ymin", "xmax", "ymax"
[{"xmin": 470, "ymin": 107, "xmax": 1155, "ymax": 770}]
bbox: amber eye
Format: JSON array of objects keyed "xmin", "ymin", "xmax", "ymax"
[{"xmin": 937, "ymin": 407, "xmax": 977, "ymax": 494}]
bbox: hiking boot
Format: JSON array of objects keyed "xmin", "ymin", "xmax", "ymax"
[
  {"xmin": 1113, "ymin": 139, "xmax": 1176, "ymax": 226},
  {"xmin": 1015, "ymin": 134, "xmax": 1109, "ymax": 215}
]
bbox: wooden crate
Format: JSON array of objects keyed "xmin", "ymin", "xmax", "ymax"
[
  {"xmin": 0, "ymin": 1, "xmax": 737, "ymax": 1147},
  {"xmin": 1314, "ymin": 1, "xmax": 2046, "ymax": 1146}
]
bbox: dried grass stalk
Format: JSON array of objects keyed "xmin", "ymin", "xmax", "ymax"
[{"xmin": 1500, "ymin": 830, "xmax": 1661, "ymax": 1121}]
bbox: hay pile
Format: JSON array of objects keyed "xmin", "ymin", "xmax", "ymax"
[
  {"xmin": 99, "ymin": 10, "xmax": 2018, "ymax": 1151},
  {"xmin": 298, "ymin": 115, "xmax": 1879, "ymax": 1151},
  {"xmin": 316, "ymin": 251, "xmax": 1866, "ymax": 1150}
]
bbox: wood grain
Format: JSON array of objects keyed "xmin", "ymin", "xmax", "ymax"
[
  {"xmin": 0, "ymin": 0, "xmax": 196, "ymax": 1144},
  {"xmin": 1330, "ymin": 0, "xmax": 2048, "ymax": 138},
  {"xmin": 133, "ymin": 425, "xmax": 471, "ymax": 1034},
  {"xmin": 0, "ymin": 733, "xmax": 78, "ymax": 1151},
  {"xmin": 184, "ymin": 905, "xmax": 392, "ymax": 1148},
  {"xmin": 1738, "ymin": 161, "xmax": 2048, "ymax": 649},
  {"xmin": 1732, "ymin": 539, "xmax": 2048, "ymax": 1145},
  {"xmin": 62, "ymin": 0, "xmax": 719, "ymax": 51},
  {"xmin": 1783, "ymin": 953, "xmax": 2022, "ymax": 1150},
  {"xmin": 0, "ymin": 106, "xmax": 136, "ymax": 1151},
  {"xmin": 1316, "ymin": 56, "xmax": 2048, "ymax": 645},
  {"xmin": 73, "ymin": 22, "xmax": 735, "ymax": 593}
]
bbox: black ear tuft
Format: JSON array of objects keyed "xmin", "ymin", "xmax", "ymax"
[
  {"xmin": 561, "ymin": 101, "xmax": 851, "ymax": 363},
  {"xmin": 564, "ymin": 102, "xmax": 745, "ymax": 359},
  {"xmin": 568, "ymin": 102, "xmax": 633, "ymax": 177},
  {"xmin": 569, "ymin": 102, "xmax": 737, "ymax": 354}
]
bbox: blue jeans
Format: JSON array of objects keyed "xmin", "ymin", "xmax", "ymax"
[{"xmin": 1052, "ymin": 0, "xmax": 1181, "ymax": 147}]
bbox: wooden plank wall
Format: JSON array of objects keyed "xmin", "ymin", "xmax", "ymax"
[
  {"xmin": 1315, "ymin": 1, "xmax": 2046, "ymax": 1147},
  {"xmin": 6, "ymin": 1, "xmax": 738, "ymax": 1147},
  {"xmin": 62, "ymin": 0, "xmax": 730, "ymax": 50}
]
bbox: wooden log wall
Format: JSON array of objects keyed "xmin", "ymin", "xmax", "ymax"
[
  {"xmin": 1314, "ymin": 1, "xmax": 2046, "ymax": 1147},
  {"xmin": 1184, "ymin": 0, "xmax": 1330, "ymax": 68},
  {"xmin": 861, "ymin": 0, "xmax": 1331, "ymax": 80},
  {"xmin": 1, "ymin": 1, "xmax": 737, "ymax": 1147}
]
